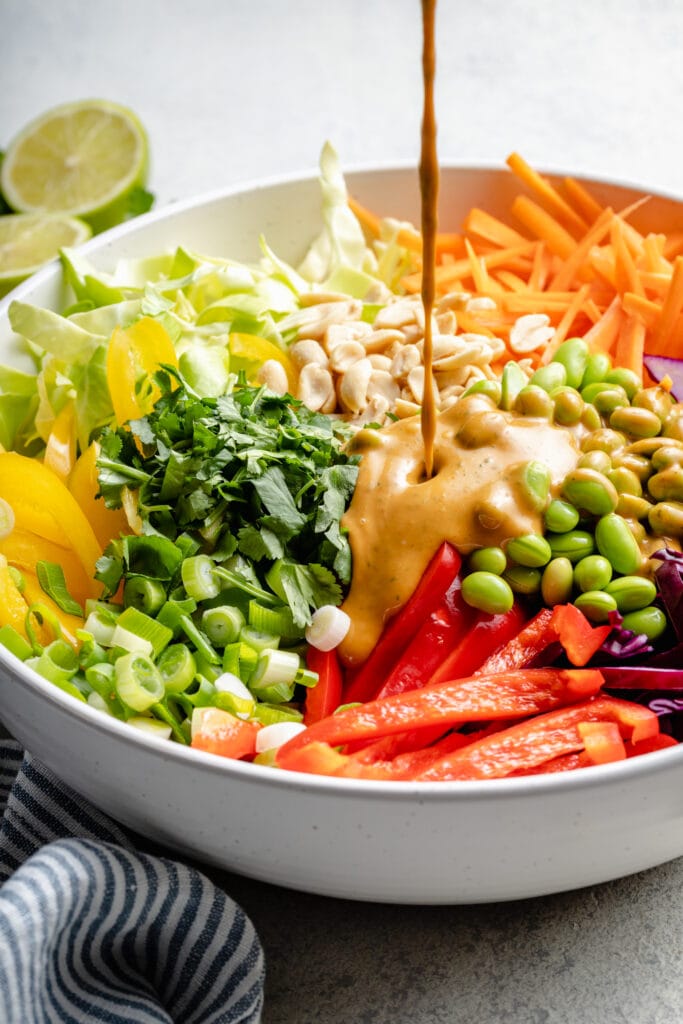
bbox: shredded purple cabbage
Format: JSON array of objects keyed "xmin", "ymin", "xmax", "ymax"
[
  {"xmin": 594, "ymin": 610, "xmax": 653, "ymax": 661},
  {"xmin": 652, "ymin": 549, "xmax": 683, "ymax": 642},
  {"xmin": 642, "ymin": 354, "xmax": 683, "ymax": 402}
]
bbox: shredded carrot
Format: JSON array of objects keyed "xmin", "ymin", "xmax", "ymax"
[
  {"xmin": 506, "ymin": 153, "xmax": 589, "ymax": 237},
  {"xmin": 349, "ymin": 152, "xmax": 683, "ymax": 383}
]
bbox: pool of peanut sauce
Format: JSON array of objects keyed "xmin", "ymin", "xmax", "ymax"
[{"xmin": 338, "ymin": 394, "xmax": 581, "ymax": 666}]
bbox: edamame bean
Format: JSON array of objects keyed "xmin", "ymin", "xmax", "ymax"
[
  {"xmin": 578, "ymin": 450, "xmax": 613, "ymax": 474},
  {"xmin": 464, "ymin": 379, "xmax": 502, "ymax": 404},
  {"xmin": 610, "ymin": 406, "xmax": 662, "ymax": 439},
  {"xmin": 652, "ymin": 446, "xmax": 683, "ymax": 471},
  {"xmin": 541, "ymin": 557, "xmax": 574, "ymax": 606},
  {"xmin": 531, "ymin": 363, "xmax": 567, "ymax": 393},
  {"xmin": 547, "ymin": 529, "xmax": 596, "ymax": 563},
  {"xmin": 544, "ymin": 499, "xmax": 580, "ymax": 533},
  {"xmin": 551, "ymin": 386, "xmax": 584, "ymax": 426},
  {"xmin": 611, "ymin": 451, "xmax": 652, "ymax": 484},
  {"xmin": 648, "ymin": 500, "xmax": 683, "ymax": 537},
  {"xmin": 621, "ymin": 606, "xmax": 668, "ymax": 641},
  {"xmin": 506, "ymin": 533, "xmax": 552, "ymax": 568},
  {"xmin": 512, "ymin": 460, "xmax": 551, "ymax": 511},
  {"xmin": 593, "ymin": 386, "xmax": 630, "ymax": 417},
  {"xmin": 647, "ymin": 465, "xmax": 683, "ymax": 502},
  {"xmin": 462, "ymin": 572, "xmax": 514, "ymax": 614},
  {"xmin": 604, "ymin": 368, "xmax": 641, "ymax": 400},
  {"xmin": 513, "ymin": 385, "xmax": 555, "ymax": 419},
  {"xmin": 606, "ymin": 466, "xmax": 642, "ymax": 496},
  {"xmin": 562, "ymin": 468, "xmax": 619, "ymax": 516},
  {"xmin": 469, "ymin": 546, "xmax": 507, "ymax": 575},
  {"xmin": 503, "ymin": 566, "xmax": 542, "ymax": 595},
  {"xmin": 616, "ymin": 494, "xmax": 652, "ymax": 520},
  {"xmin": 580, "ymin": 381, "xmax": 621, "ymax": 406},
  {"xmin": 573, "ymin": 555, "xmax": 613, "ymax": 593},
  {"xmin": 457, "ymin": 411, "xmax": 507, "ymax": 448},
  {"xmin": 626, "ymin": 436, "xmax": 683, "ymax": 457},
  {"xmin": 552, "ymin": 338, "xmax": 589, "ymax": 390},
  {"xmin": 632, "ymin": 386, "xmax": 675, "ymax": 421},
  {"xmin": 580, "ymin": 404, "xmax": 602, "ymax": 432},
  {"xmin": 594, "ymin": 513, "xmax": 642, "ymax": 574},
  {"xmin": 604, "ymin": 575, "xmax": 657, "ymax": 613},
  {"xmin": 581, "ymin": 352, "xmax": 612, "ymax": 388},
  {"xmin": 581, "ymin": 428, "xmax": 627, "ymax": 455},
  {"xmin": 500, "ymin": 361, "xmax": 529, "ymax": 411},
  {"xmin": 663, "ymin": 407, "xmax": 683, "ymax": 442},
  {"xmin": 574, "ymin": 590, "xmax": 618, "ymax": 623}
]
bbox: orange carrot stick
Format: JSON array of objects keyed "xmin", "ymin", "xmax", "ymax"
[
  {"xmin": 649, "ymin": 254, "xmax": 683, "ymax": 355},
  {"xmin": 563, "ymin": 177, "xmax": 603, "ymax": 223},
  {"xmin": 506, "ymin": 153, "xmax": 589, "ymax": 237},
  {"xmin": 463, "ymin": 207, "xmax": 529, "ymax": 248},
  {"xmin": 614, "ymin": 314, "xmax": 646, "ymax": 377},
  {"xmin": 549, "ymin": 206, "xmax": 614, "ymax": 290},
  {"xmin": 582, "ymin": 295, "xmax": 623, "ymax": 354},
  {"xmin": 511, "ymin": 195, "xmax": 577, "ymax": 260},
  {"xmin": 611, "ymin": 217, "xmax": 644, "ymax": 297},
  {"xmin": 541, "ymin": 285, "xmax": 592, "ymax": 360},
  {"xmin": 622, "ymin": 292, "xmax": 661, "ymax": 329}
]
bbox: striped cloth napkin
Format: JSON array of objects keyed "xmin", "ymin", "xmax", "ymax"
[{"xmin": 0, "ymin": 740, "xmax": 264, "ymax": 1023}]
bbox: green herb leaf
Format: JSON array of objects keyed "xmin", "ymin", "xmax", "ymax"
[{"xmin": 35, "ymin": 561, "xmax": 84, "ymax": 616}]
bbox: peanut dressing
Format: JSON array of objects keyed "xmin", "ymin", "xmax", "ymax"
[{"xmin": 339, "ymin": 396, "xmax": 581, "ymax": 665}]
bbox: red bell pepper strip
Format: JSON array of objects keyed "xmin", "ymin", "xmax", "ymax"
[
  {"xmin": 427, "ymin": 603, "xmax": 528, "ymax": 686},
  {"xmin": 627, "ymin": 733, "xmax": 678, "ymax": 757},
  {"xmin": 415, "ymin": 695, "xmax": 659, "ymax": 781},
  {"xmin": 276, "ymin": 667, "xmax": 604, "ymax": 763},
  {"xmin": 342, "ymin": 541, "xmax": 462, "ymax": 704},
  {"xmin": 373, "ymin": 578, "xmax": 475, "ymax": 701},
  {"xmin": 576, "ymin": 721, "xmax": 626, "ymax": 764},
  {"xmin": 304, "ymin": 647, "xmax": 344, "ymax": 725},
  {"xmin": 476, "ymin": 604, "xmax": 610, "ymax": 676}
]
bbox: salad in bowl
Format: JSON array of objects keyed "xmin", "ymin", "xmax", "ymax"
[{"xmin": 1, "ymin": 144, "xmax": 682, "ymax": 788}]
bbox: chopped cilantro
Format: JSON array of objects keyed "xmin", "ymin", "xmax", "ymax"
[{"xmin": 97, "ymin": 376, "xmax": 359, "ymax": 624}]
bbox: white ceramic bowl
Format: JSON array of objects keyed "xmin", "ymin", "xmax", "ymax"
[{"xmin": 1, "ymin": 165, "xmax": 683, "ymax": 905}]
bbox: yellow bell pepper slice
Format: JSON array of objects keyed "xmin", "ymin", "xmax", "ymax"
[
  {"xmin": 0, "ymin": 527, "xmax": 94, "ymax": 609},
  {"xmin": 0, "ymin": 452, "xmax": 101, "ymax": 593},
  {"xmin": 43, "ymin": 400, "xmax": 77, "ymax": 481},
  {"xmin": 106, "ymin": 317, "xmax": 179, "ymax": 427},
  {"xmin": 229, "ymin": 332, "xmax": 297, "ymax": 393},
  {"xmin": 0, "ymin": 554, "xmax": 31, "ymax": 638},
  {"xmin": 20, "ymin": 572, "xmax": 84, "ymax": 649},
  {"xmin": 68, "ymin": 442, "xmax": 131, "ymax": 550}
]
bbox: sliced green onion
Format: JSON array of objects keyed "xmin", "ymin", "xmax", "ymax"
[
  {"xmin": 0, "ymin": 497, "xmax": 15, "ymax": 540},
  {"xmin": 150, "ymin": 701, "xmax": 189, "ymax": 743},
  {"xmin": 240, "ymin": 626, "xmax": 280, "ymax": 654},
  {"xmin": 87, "ymin": 691, "xmax": 116, "ymax": 717},
  {"xmin": 212, "ymin": 671, "xmax": 255, "ymax": 718},
  {"xmin": 123, "ymin": 576, "xmax": 167, "ymax": 615},
  {"xmin": 76, "ymin": 634, "xmax": 108, "ymax": 671},
  {"xmin": 201, "ymin": 605, "xmax": 245, "ymax": 647},
  {"xmin": 112, "ymin": 607, "xmax": 173, "ymax": 658},
  {"xmin": 181, "ymin": 555, "xmax": 220, "ymax": 601},
  {"xmin": 305, "ymin": 605, "xmax": 351, "ymax": 652},
  {"xmin": 250, "ymin": 648, "xmax": 300, "ymax": 688},
  {"xmin": 83, "ymin": 610, "xmax": 118, "ymax": 647},
  {"xmin": 255, "ymin": 721, "xmax": 307, "ymax": 753},
  {"xmin": 34, "ymin": 640, "xmax": 79, "ymax": 684},
  {"xmin": 157, "ymin": 600, "xmax": 220, "ymax": 664},
  {"xmin": 26, "ymin": 654, "xmax": 86, "ymax": 702},
  {"xmin": 85, "ymin": 662, "xmax": 116, "ymax": 699},
  {"xmin": 194, "ymin": 651, "xmax": 223, "ymax": 683},
  {"xmin": 114, "ymin": 652, "xmax": 165, "ymax": 712},
  {"xmin": 248, "ymin": 601, "xmax": 298, "ymax": 639},
  {"xmin": 0, "ymin": 624, "xmax": 32, "ymax": 661},
  {"xmin": 182, "ymin": 676, "xmax": 218, "ymax": 708},
  {"xmin": 175, "ymin": 533, "xmax": 201, "ymax": 559},
  {"xmin": 222, "ymin": 641, "xmax": 242, "ymax": 678},
  {"xmin": 84, "ymin": 599, "xmax": 123, "ymax": 618},
  {"xmin": 127, "ymin": 717, "xmax": 173, "ymax": 741},
  {"xmin": 157, "ymin": 644, "xmax": 197, "ymax": 694},
  {"xmin": 251, "ymin": 703, "xmax": 304, "ymax": 726},
  {"xmin": 294, "ymin": 667, "xmax": 319, "ymax": 688},
  {"xmin": 36, "ymin": 561, "xmax": 83, "ymax": 616}
]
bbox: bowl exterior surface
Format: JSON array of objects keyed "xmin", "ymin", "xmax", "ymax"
[{"xmin": 1, "ymin": 166, "xmax": 683, "ymax": 903}]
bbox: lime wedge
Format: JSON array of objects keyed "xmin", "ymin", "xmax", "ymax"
[
  {"xmin": 0, "ymin": 99, "xmax": 149, "ymax": 233},
  {"xmin": 0, "ymin": 213, "xmax": 91, "ymax": 296}
]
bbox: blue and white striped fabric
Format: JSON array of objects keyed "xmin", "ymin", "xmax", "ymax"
[{"xmin": 0, "ymin": 740, "xmax": 264, "ymax": 1023}]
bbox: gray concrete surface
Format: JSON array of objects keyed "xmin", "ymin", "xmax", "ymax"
[{"xmin": 3, "ymin": 2, "xmax": 683, "ymax": 1021}]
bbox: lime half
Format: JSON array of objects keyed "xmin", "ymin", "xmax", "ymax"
[
  {"xmin": 1, "ymin": 99, "xmax": 149, "ymax": 233},
  {"xmin": 0, "ymin": 213, "xmax": 91, "ymax": 296}
]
